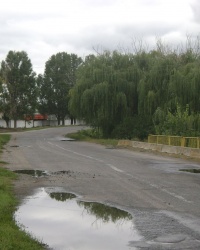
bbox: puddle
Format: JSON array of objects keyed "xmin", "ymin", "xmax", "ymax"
[
  {"xmin": 180, "ymin": 169, "xmax": 200, "ymax": 173},
  {"xmin": 15, "ymin": 188, "xmax": 140, "ymax": 250},
  {"xmin": 52, "ymin": 170, "xmax": 71, "ymax": 175},
  {"xmin": 14, "ymin": 169, "xmax": 48, "ymax": 177},
  {"xmin": 60, "ymin": 138, "xmax": 76, "ymax": 141}
]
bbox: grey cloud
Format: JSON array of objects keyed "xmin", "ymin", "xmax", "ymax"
[
  {"xmin": 82, "ymin": 0, "xmax": 118, "ymax": 7},
  {"xmin": 40, "ymin": 20, "xmax": 181, "ymax": 56},
  {"xmin": 191, "ymin": 0, "xmax": 200, "ymax": 23},
  {"xmin": 116, "ymin": 22, "xmax": 180, "ymax": 37},
  {"xmin": 1, "ymin": 0, "xmax": 199, "ymax": 74}
]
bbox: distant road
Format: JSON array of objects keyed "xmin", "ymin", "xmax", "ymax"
[{"xmin": 3, "ymin": 126, "xmax": 200, "ymax": 249}]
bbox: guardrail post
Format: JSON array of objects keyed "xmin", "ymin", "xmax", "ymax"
[
  {"xmin": 181, "ymin": 137, "xmax": 185, "ymax": 147},
  {"xmin": 168, "ymin": 136, "xmax": 171, "ymax": 146}
]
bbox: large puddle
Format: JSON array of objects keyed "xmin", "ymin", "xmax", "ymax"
[{"xmin": 15, "ymin": 188, "xmax": 140, "ymax": 250}]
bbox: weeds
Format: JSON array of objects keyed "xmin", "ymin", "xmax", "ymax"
[{"xmin": 0, "ymin": 134, "xmax": 44, "ymax": 250}]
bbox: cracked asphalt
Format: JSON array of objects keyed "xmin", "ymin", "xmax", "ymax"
[{"xmin": 2, "ymin": 126, "xmax": 200, "ymax": 249}]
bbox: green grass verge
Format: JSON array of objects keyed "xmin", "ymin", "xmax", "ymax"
[
  {"xmin": 66, "ymin": 129, "xmax": 118, "ymax": 147},
  {"xmin": 0, "ymin": 134, "xmax": 44, "ymax": 250}
]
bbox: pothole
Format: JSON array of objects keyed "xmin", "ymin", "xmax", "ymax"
[
  {"xmin": 180, "ymin": 169, "xmax": 200, "ymax": 173},
  {"xmin": 51, "ymin": 170, "xmax": 76, "ymax": 178},
  {"xmin": 154, "ymin": 234, "xmax": 186, "ymax": 243},
  {"xmin": 14, "ymin": 169, "xmax": 48, "ymax": 177},
  {"xmin": 14, "ymin": 169, "xmax": 103, "ymax": 179},
  {"xmin": 14, "ymin": 188, "xmax": 140, "ymax": 250},
  {"xmin": 10, "ymin": 145, "xmax": 19, "ymax": 147},
  {"xmin": 51, "ymin": 170, "xmax": 72, "ymax": 175}
]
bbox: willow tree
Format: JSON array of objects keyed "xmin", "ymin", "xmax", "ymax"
[
  {"xmin": 0, "ymin": 51, "xmax": 37, "ymax": 128},
  {"xmin": 150, "ymin": 48, "xmax": 200, "ymax": 135},
  {"xmin": 169, "ymin": 58, "xmax": 200, "ymax": 113},
  {"xmin": 40, "ymin": 52, "xmax": 82, "ymax": 125},
  {"xmin": 69, "ymin": 51, "xmax": 140, "ymax": 137},
  {"xmin": 137, "ymin": 51, "xmax": 179, "ymax": 116}
]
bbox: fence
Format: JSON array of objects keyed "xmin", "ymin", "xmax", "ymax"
[{"xmin": 148, "ymin": 135, "xmax": 200, "ymax": 149}]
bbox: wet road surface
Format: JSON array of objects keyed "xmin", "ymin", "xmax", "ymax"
[{"xmin": 3, "ymin": 126, "xmax": 200, "ymax": 249}]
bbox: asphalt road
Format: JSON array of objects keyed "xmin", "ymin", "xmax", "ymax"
[{"xmin": 3, "ymin": 126, "xmax": 200, "ymax": 249}]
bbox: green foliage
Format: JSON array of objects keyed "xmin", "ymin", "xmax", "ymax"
[
  {"xmin": 50, "ymin": 192, "xmax": 76, "ymax": 202},
  {"xmin": 0, "ymin": 167, "xmax": 44, "ymax": 249},
  {"xmin": 154, "ymin": 104, "xmax": 200, "ymax": 136},
  {"xmin": 69, "ymin": 51, "xmax": 140, "ymax": 137},
  {"xmin": 77, "ymin": 201, "xmax": 132, "ymax": 223},
  {"xmin": 0, "ymin": 51, "xmax": 37, "ymax": 128},
  {"xmin": 38, "ymin": 52, "xmax": 82, "ymax": 125},
  {"xmin": 1, "ymin": 40, "xmax": 200, "ymax": 138},
  {"xmin": 70, "ymin": 128, "xmax": 102, "ymax": 140},
  {"xmin": 0, "ymin": 134, "xmax": 11, "ymax": 146},
  {"xmin": 69, "ymin": 45, "xmax": 200, "ymax": 139},
  {"xmin": 66, "ymin": 129, "xmax": 118, "ymax": 146},
  {"xmin": 111, "ymin": 115, "xmax": 154, "ymax": 140}
]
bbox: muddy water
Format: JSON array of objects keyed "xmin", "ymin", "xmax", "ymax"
[
  {"xmin": 15, "ymin": 187, "xmax": 140, "ymax": 250},
  {"xmin": 14, "ymin": 169, "xmax": 48, "ymax": 177}
]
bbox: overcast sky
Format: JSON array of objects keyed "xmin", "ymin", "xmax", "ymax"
[{"xmin": 0, "ymin": 0, "xmax": 199, "ymax": 74}]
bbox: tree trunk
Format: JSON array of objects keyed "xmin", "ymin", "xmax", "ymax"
[
  {"xmin": 62, "ymin": 118, "xmax": 65, "ymax": 125},
  {"xmin": 14, "ymin": 119, "xmax": 17, "ymax": 129},
  {"xmin": 70, "ymin": 117, "xmax": 76, "ymax": 125},
  {"xmin": 6, "ymin": 120, "xmax": 9, "ymax": 128},
  {"xmin": 3, "ymin": 114, "xmax": 10, "ymax": 128},
  {"xmin": 57, "ymin": 116, "xmax": 61, "ymax": 125}
]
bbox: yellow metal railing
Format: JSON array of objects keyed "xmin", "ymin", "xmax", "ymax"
[{"xmin": 148, "ymin": 135, "xmax": 200, "ymax": 149}]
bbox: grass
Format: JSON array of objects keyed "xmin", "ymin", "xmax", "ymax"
[
  {"xmin": 0, "ymin": 134, "xmax": 45, "ymax": 250},
  {"xmin": 66, "ymin": 129, "xmax": 118, "ymax": 147},
  {"xmin": 180, "ymin": 168, "xmax": 200, "ymax": 173}
]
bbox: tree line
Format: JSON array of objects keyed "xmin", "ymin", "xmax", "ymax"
[
  {"xmin": 0, "ymin": 51, "xmax": 82, "ymax": 128},
  {"xmin": 1, "ymin": 40, "xmax": 200, "ymax": 139}
]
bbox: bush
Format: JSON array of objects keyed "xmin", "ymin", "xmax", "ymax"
[{"xmin": 111, "ymin": 115, "xmax": 154, "ymax": 141}]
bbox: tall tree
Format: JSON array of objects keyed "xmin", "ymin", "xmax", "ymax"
[
  {"xmin": 70, "ymin": 39, "xmax": 200, "ymax": 139},
  {"xmin": 69, "ymin": 51, "xmax": 140, "ymax": 137},
  {"xmin": 0, "ymin": 51, "xmax": 37, "ymax": 128},
  {"xmin": 39, "ymin": 52, "xmax": 82, "ymax": 125}
]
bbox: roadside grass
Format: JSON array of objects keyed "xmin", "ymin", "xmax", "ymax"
[
  {"xmin": 0, "ymin": 134, "xmax": 44, "ymax": 250},
  {"xmin": 0, "ymin": 126, "xmax": 48, "ymax": 133},
  {"xmin": 66, "ymin": 129, "xmax": 118, "ymax": 147},
  {"xmin": 24, "ymin": 125, "xmax": 77, "ymax": 131}
]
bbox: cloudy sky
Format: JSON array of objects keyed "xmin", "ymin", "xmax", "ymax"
[{"xmin": 0, "ymin": 0, "xmax": 199, "ymax": 74}]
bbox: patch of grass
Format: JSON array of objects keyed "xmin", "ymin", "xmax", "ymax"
[
  {"xmin": 0, "ymin": 135, "xmax": 45, "ymax": 250},
  {"xmin": 66, "ymin": 129, "xmax": 118, "ymax": 147},
  {"xmin": 0, "ymin": 134, "xmax": 11, "ymax": 145}
]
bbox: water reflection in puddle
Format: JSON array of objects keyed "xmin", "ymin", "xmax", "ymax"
[{"xmin": 15, "ymin": 188, "xmax": 140, "ymax": 250}]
